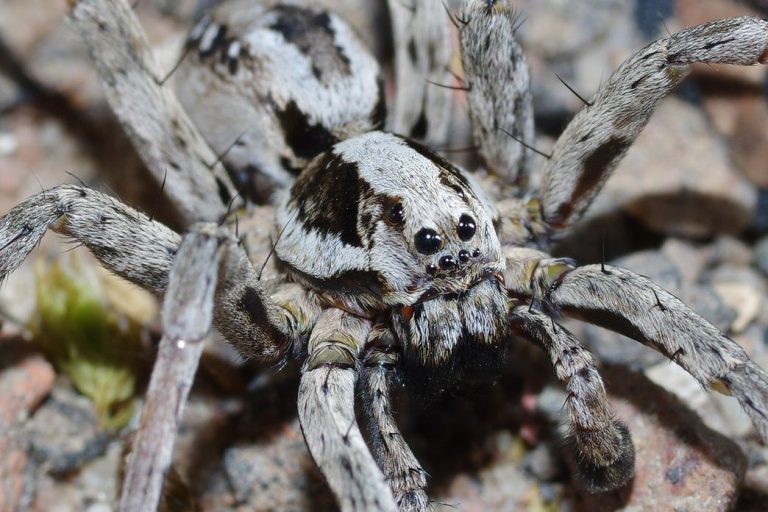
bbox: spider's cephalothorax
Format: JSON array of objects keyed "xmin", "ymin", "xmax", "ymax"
[
  {"xmin": 275, "ymin": 131, "xmax": 508, "ymax": 365},
  {"xmin": 3, "ymin": 1, "xmax": 768, "ymax": 511}
]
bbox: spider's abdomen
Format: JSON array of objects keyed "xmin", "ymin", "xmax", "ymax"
[
  {"xmin": 176, "ymin": 0, "xmax": 384, "ymax": 201},
  {"xmin": 274, "ymin": 131, "xmax": 509, "ymax": 364}
]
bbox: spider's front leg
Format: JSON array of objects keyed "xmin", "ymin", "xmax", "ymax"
[
  {"xmin": 360, "ymin": 326, "xmax": 429, "ymax": 511},
  {"xmin": 505, "ymin": 249, "xmax": 768, "ymax": 489},
  {"xmin": 536, "ymin": 16, "xmax": 768, "ymax": 232},
  {"xmin": 0, "ymin": 186, "xmax": 291, "ymax": 361},
  {"xmin": 298, "ymin": 309, "xmax": 398, "ymax": 512},
  {"xmin": 0, "ymin": 187, "xmax": 300, "ymax": 511},
  {"xmin": 510, "ymin": 306, "xmax": 634, "ymax": 492},
  {"xmin": 541, "ymin": 263, "xmax": 768, "ymax": 442}
]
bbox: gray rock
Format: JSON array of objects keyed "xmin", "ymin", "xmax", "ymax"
[
  {"xmin": 708, "ymin": 236, "xmax": 754, "ymax": 268},
  {"xmin": 594, "ymin": 99, "xmax": 757, "ymax": 238},
  {"xmin": 26, "ymin": 385, "xmax": 110, "ymax": 476},
  {"xmin": 677, "ymin": 284, "xmax": 737, "ymax": 333},
  {"xmin": 753, "ymin": 235, "xmax": 768, "ymax": 276},
  {"xmin": 578, "ymin": 366, "xmax": 747, "ymax": 511},
  {"xmin": 661, "ymin": 239, "xmax": 708, "ymax": 286},
  {"xmin": 612, "ymin": 250, "xmax": 682, "ymax": 290},
  {"xmin": 222, "ymin": 419, "xmax": 335, "ymax": 512},
  {"xmin": 523, "ymin": 443, "xmax": 564, "ymax": 481}
]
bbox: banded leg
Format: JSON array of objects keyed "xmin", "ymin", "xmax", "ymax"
[
  {"xmin": 544, "ymin": 264, "xmax": 768, "ymax": 441},
  {"xmin": 298, "ymin": 309, "xmax": 397, "ymax": 512},
  {"xmin": 0, "ymin": 185, "xmax": 292, "ymax": 362},
  {"xmin": 360, "ymin": 326, "xmax": 429, "ymax": 511},
  {"xmin": 120, "ymin": 225, "xmax": 221, "ymax": 512},
  {"xmin": 510, "ymin": 306, "xmax": 634, "ymax": 492},
  {"xmin": 458, "ymin": 0, "xmax": 535, "ymax": 187},
  {"xmin": 388, "ymin": 0, "xmax": 453, "ymax": 146},
  {"xmin": 538, "ymin": 16, "xmax": 768, "ymax": 230},
  {"xmin": 71, "ymin": 0, "xmax": 239, "ymax": 223}
]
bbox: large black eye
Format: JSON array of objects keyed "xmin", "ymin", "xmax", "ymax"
[
  {"xmin": 388, "ymin": 202, "xmax": 405, "ymax": 224},
  {"xmin": 457, "ymin": 214, "xmax": 477, "ymax": 241},
  {"xmin": 415, "ymin": 228, "xmax": 442, "ymax": 255}
]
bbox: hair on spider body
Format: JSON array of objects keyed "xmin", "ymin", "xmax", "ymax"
[
  {"xmin": 176, "ymin": 0, "xmax": 386, "ymax": 202},
  {"xmin": 274, "ymin": 131, "xmax": 510, "ymax": 367},
  {"xmin": 4, "ymin": 1, "xmax": 768, "ymax": 511}
]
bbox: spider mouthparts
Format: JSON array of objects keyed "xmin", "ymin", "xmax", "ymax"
[
  {"xmin": 401, "ymin": 305, "xmax": 414, "ymax": 322},
  {"xmin": 480, "ymin": 268, "xmax": 505, "ymax": 287}
]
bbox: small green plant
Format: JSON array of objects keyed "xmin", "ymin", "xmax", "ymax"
[{"xmin": 30, "ymin": 253, "xmax": 148, "ymax": 429}]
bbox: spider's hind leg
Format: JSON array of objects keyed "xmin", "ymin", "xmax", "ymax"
[
  {"xmin": 388, "ymin": 0, "xmax": 454, "ymax": 147},
  {"xmin": 71, "ymin": 0, "xmax": 240, "ymax": 224},
  {"xmin": 457, "ymin": 0, "xmax": 535, "ymax": 189},
  {"xmin": 510, "ymin": 306, "xmax": 635, "ymax": 492}
]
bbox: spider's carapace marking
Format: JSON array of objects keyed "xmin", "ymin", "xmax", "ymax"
[{"xmin": 2, "ymin": 1, "xmax": 768, "ymax": 511}]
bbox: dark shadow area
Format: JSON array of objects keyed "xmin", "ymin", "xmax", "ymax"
[
  {"xmin": 552, "ymin": 211, "xmax": 665, "ymax": 265},
  {"xmin": 0, "ymin": 336, "xmax": 43, "ymax": 372}
]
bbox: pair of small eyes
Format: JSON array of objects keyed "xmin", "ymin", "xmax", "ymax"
[
  {"xmin": 388, "ymin": 204, "xmax": 477, "ymax": 255},
  {"xmin": 427, "ymin": 248, "xmax": 482, "ymax": 274}
]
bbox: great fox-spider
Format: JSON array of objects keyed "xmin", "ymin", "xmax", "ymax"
[{"xmin": 2, "ymin": 0, "xmax": 768, "ymax": 510}]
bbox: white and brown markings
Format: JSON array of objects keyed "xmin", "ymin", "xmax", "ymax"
[
  {"xmin": 1, "ymin": 1, "xmax": 768, "ymax": 511},
  {"xmin": 177, "ymin": 0, "xmax": 385, "ymax": 201}
]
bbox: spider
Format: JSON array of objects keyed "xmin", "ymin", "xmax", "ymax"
[{"xmin": 1, "ymin": 0, "xmax": 768, "ymax": 510}]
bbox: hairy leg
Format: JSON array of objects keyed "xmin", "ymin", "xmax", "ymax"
[
  {"xmin": 0, "ymin": 185, "xmax": 292, "ymax": 361},
  {"xmin": 544, "ymin": 264, "xmax": 768, "ymax": 441},
  {"xmin": 537, "ymin": 16, "xmax": 768, "ymax": 231},
  {"xmin": 298, "ymin": 309, "xmax": 397, "ymax": 512},
  {"xmin": 388, "ymin": 0, "xmax": 453, "ymax": 146},
  {"xmin": 70, "ymin": 0, "xmax": 239, "ymax": 223},
  {"xmin": 458, "ymin": 0, "xmax": 535, "ymax": 187},
  {"xmin": 120, "ymin": 225, "xmax": 221, "ymax": 512},
  {"xmin": 360, "ymin": 325, "xmax": 429, "ymax": 511},
  {"xmin": 510, "ymin": 306, "xmax": 634, "ymax": 492}
]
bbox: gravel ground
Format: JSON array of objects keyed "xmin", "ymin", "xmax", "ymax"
[{"xmin": 1, "ymin": 0, "xmax": 768, "ymax": 511}]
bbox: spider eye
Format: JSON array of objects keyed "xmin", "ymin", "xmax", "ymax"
[
  {"xmin": 457, "ymin": 214, "xmax": 477, "ymax": 241},
  {"xmin": 414, "ymin": 228, "xmax": 442, "ymax": 255},
  {"xmin": 388, "ymin": 202, "xmax": 405, "ymax": 224},
  {"xmin": 439, "ymin": 255, "xmax": 456, "ymax": 270},
  {"xmin": 450, "ymin": 184, "xmax": 465, "ymax": 199}
]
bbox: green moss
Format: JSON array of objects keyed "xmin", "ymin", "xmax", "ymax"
[{"xmin": 31, "ymin": 255, "xmax": 143, "ymax": 430}]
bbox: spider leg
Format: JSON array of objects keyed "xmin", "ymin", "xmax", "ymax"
[
  {"xmin": 298, "ymin": 309, "xmax": 398, "ymax": 512},
  {"xmin": 510, "ymin": 306, "xmax": 634, "ymax": 492},
  {"xmin": 120, "ymin": 224, "xmax": 221, "ymax": 512},
  {"xmin": 0, "ymin": 185, "xmax": 293, "ymax": 361},
  {"xmin": 541, "ymin": 263, "xmax": 768, "ymax": 442},
  {"xmin": 388, "ymin": 0, "xmax": 453, "ymax": 146},
  {"xmin": 70, "ymin": 0, "xmax": 239, "ymax": 223},
  {"xmin": 458, "ymin": 0, "xmax": 535, "ymax": 187},
  {"xmin": 537, "ymin": 16, "xmax": 768, "ymax": 232},
  {"xmin": 360, "ymin": 325, "xmax": 429, "ymax": 511}
]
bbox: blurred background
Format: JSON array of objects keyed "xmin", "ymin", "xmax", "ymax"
[{"xmin": 1, "ymin": 0, "xmax": 768, "ymax": 510}]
